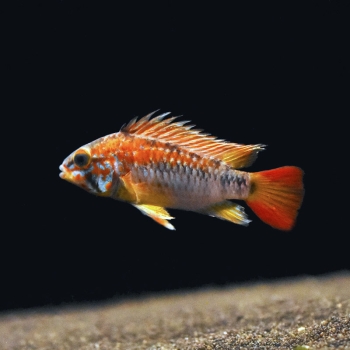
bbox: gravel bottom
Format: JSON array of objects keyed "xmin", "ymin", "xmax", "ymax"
[{"xmin": 0, "ymin": 273, "xmax": 349, "ymax": 350}]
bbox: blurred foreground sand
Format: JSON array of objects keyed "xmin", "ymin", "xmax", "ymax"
[{"xmin": 0, "ymin": 273, "xmax": 349, "ymax": 349}]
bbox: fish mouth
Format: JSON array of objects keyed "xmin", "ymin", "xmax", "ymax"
[{"xmin": 59, "ymin": 164, "xmax": 67, "ymax": 179}]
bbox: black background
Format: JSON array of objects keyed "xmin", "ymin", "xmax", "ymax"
[{"xmin": 3, "ymin": 1, "xmax": 348, "ymax": 312}]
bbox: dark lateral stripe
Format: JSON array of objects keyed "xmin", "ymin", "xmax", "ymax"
[
  {"xmin": 220, "ymin": 173, "xmax": 233, "ymax": 187},
  {"xmin": 236, "ymin": 176, "xmax": 247, "ymax": 186},
  {"xmin": 220, "ymin": 172, "xmax": 247, "ymax": 189}
]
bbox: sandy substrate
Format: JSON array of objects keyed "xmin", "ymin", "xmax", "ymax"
[{"xmin": 0, "ymin": 273, "xmax": 349, "ymax": 350}]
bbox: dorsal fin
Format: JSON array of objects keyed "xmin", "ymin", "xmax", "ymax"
[{"xmin": 122, "ymin": 111, "xmax": 265, "ymax": 169}]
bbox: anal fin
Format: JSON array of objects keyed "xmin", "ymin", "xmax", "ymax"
[
  {"xmin": 203, "ymin": 201, "xmax": 251, "ymax": 226},
  {"xmin": 133, "ymin": 204, "xmax": 175, "ymax": 230}
]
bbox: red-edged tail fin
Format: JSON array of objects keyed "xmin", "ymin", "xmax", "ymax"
[{"xmin": 246, "ymin": 166, "xmax": 304, "ymax": 230}]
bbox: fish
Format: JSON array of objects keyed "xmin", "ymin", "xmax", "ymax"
[{"xmin": 59, "ymin": 111, "xmax": 304, "ymax": 230}]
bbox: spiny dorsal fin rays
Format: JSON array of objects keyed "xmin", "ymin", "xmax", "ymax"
[
  {"xmin": 151, "ymin": 123, "xmax": 196, "ymax": 140},
  {"xmin": 122, "ymin": 112, "xmax": 265, "ymax": 169},
  {"xmin": 138, "ymin": 116, "xmax": 180, "ymax": 136},
  {"xmin": 134, "ymin": 113, "xmax": 174, "ymax": 134},
  {"xmin": 120, "ymin": 110, "xmax": 159, "ymax": 132},
  {"xmin": 123, "ymin": 111, "xmax": 172, "ymax": 134}
]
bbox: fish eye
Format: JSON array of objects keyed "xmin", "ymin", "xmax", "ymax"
[{"xmin": 73, "ymin": 149, "xmax": 91, "ymax": 167}]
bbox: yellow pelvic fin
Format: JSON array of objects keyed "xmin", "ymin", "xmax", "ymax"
[
  {"xmin": 133, "ymin": 204, "xmax": 175, "ymax": 230},
  {"xmin": 203, "ymin": 201, "xmax": 251, "ymax": 226}
]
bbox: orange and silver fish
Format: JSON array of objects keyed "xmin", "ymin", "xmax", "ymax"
[{"xmin": 59, "ymin": 111, "xmax": 304, "ymax": 230}]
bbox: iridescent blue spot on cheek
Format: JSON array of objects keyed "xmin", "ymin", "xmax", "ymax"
[
  {"xmin": 105, "ymin": 162, "xmax": 113, "ymax": 170},
  {"xmin": 98, "ymin": 172, "xmax": 113, "ymax": 192},
  {"xmin": 98, "ymin": 163, "xmax": 105, "ymax": 170},
  {"xmin": 105, "ymin": 172, "xmax": 113, "ymax": 184},
  {"xmin": 72, "ymin": 170, "xmax": 83, "ymax": 178}
]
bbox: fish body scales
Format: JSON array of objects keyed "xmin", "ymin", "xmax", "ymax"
[
  {"xmin": 59, "ymin": 111, "xmax": 304, "ymax": 230},
  {"xmin": 110, "ymin": 134, "xmax": 249, "ymax": 210}
]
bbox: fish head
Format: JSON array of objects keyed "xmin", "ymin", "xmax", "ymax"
[{"xmin": 59, "ymin": 143, "xmax": 115, "ymax": 196}]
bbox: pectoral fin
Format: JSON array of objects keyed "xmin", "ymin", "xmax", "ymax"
[
  {"xmin": 117, "ymin": 172, "xmax": 137, "ymax": 203},
  {"xmin": 133, "ymin": 204, "xmax": 175, "ymax": 230},
  {"xmin": 120, "ymin": 173, "xmax": 172, "ymax": 207},
  {"xmin": 203, "ymin": 201, "xmax": 251, "ymax": 226}
]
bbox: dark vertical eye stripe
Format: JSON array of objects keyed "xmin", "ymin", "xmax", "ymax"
[{"xmin": 85, "ymin": 172, "xmax": 101, "ymax": 193}]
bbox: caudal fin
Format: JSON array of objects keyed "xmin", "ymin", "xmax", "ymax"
[{"xmin": 246, "ymin": 166, "xmax": 304, "ymax": 230}]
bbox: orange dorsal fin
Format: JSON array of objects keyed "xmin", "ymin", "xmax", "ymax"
[
  {"xmin": 122, "ymin": 111, "xmax": 265, "ymax": 169},
  {"xmin": 246, "ymin": 166, "xmax": 304, "ymax": 230}
]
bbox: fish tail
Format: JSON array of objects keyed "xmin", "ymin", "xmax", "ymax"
[{"xmin": 246, "ymin": 166, "xmax": 304, "ymax": 230}]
